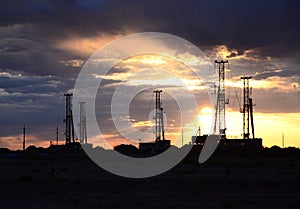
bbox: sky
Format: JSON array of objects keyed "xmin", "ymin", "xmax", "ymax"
[{"xmin": 0, "ymin": 0, "xmax": 300, "ymax": 150}]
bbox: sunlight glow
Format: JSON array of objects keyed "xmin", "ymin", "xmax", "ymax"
[
  {"xmin": 226, "ymin": 76, "xmax": 297, "ymax": 92},
  {"xmin": 197, "ymin": 107, "xmax": 214, "ymax": 135},
  {"xmin": 225, "ymin": 111, "xmax": 300, "ymax": 148},
  {"xmin": 131, "ymin": 120, "xmax": 153, "ymax": 128},
  {"xmin": 201, "ymin": 107, "xmax": 213, "ymax": 114}
]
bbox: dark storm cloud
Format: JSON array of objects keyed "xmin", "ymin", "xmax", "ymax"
[
  {"xmin": 1, "ymin": 0, "xmax": 299, "ymax": 82},
  {"xmin": 0, "ymin": 69, "xmax": 73, "ymax": 133},
  {"xmin": 1, "ymin": 0, "xmax": 299, "ymax": 76},
  {"xmin": 0, "ymin": 24, "xmax": 83, "ymax": 78},
  {"xmin": 253, "ymin": 67, "xmax": 299, "ymax": 81},
  {"xmin": 1, "ymin": 0, "xmax": 299, "ymax": 56},
  {"xmin": 0, "ymin": 0, "xmax": 299, "ymax": 148},
  {"xmin": 0, "ymin": 66, "xmax": 74, "ymax": 88}
]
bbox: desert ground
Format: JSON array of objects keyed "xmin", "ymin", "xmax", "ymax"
[{"xmin": 0, "ymin": 146, "xmax": 299, "ymax": 209}]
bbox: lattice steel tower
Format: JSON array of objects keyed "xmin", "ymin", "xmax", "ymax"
[
  {"xmin": 241, "ymin": 76, "xmax": 255, "ymax": 139},
  {"xmin": 154, "ymin": 90, "xmax": 165, "ymax": 142},
  {"xmin": 79, "ymin": 102, "xmax": 87, "ymax": 144},
  {"xmin": 64, "ymin": 93, "xmax": 75, "ymax": 144},
  {"xmin": 214, "ymin": 60, "xmax": 228, "ymax": 139}
]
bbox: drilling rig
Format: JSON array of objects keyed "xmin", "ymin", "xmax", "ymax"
[
  {"xmin": 214, "ymin": 60, "xmax": 229, "ymax": 139},
  {"xmin": 241, "ymin": 76, "xmax": 255, "ymax": 139},
  {"xmin": 64, "ymin": 93, "xmax": 75, "ymax": 144},
  {"xmin": 79, "ymin": 102, "xmax": 87, "ymax": 144},
  {"xmin": 139, "ymin": 90, "xmax": 170, "ymax": 153},
  {"xmin": 154, "ymin": 90, "xmax": 165, "ymax": 142},
  {"xmin": 192, "ymin": 60, "xmax": 262, "ymax": 152}
]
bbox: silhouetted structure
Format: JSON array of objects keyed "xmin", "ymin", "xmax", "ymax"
[
  {"xmin": 64, "ymin": 93, "xmax": 75, "ymax": 144},
  {"xmin": 241, "ymin": 76, "xmax": 255, "ymax": 139},
  {"xmin": 79, "ymin": 102, "xmax": 87, "ymax": 144},
  {"xmin": 23, "ymin": 125, "xmax": 26, "ymax": 151},
  {"xmin": 114, "ymin": 144, "xmax": 139, "ymax": 155},
  {"xmin": 191, "ymin": 61, "xmax": 262, "ymax": 152},
  {"xmin": 154, "ymin": 90, "xmax": 165, "ymax": 142},
  {"xmin": 218, "ymin": 138, "xmax": 262, "ymax": 152},
  {"xmin": 56, "ymin": 125, "xmax": 59, "ymax": 145},
  {"xmin": 139, "ymin": 90, "xmax": 170, "ymax": 153},
  {"xmin": 214, "ymin": 60, "xmax": 229, "ymax": 139}
]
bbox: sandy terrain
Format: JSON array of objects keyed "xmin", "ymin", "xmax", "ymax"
[{"xmin": 0, "ymin": 148, "xmax": 299, "ymax": 209}]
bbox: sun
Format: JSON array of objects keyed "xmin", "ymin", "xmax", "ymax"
[{"xmin": 200, "ymin": 107, "xmax": 213, "ymax": 114}]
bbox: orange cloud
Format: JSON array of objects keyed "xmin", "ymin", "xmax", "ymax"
[{"xmin": 54, "ymin": 33, "xmax": 122, "ymax": 56}]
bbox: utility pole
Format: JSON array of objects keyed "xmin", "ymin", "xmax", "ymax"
[
  {"xmin": 23, "ymin": 125, "xmax": 26, "ymax": 151},
  {"xmin": 56, "ymin": 125, "xmax": 59, "ymax": 145},
  {"xmin": 215, "ymin": 60, "xmax": 228, "ymax": 139}
]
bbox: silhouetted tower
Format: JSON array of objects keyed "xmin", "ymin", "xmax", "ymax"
[
  {"xmin": 154, "ymin": 90, "xmax": 165, "ymax": 142},
  {"xmin": 79, "ymin": 102, "xmax": 87, "ymax": 144},
  {"xmin": 214, "ymin": 60, "xmax": 228, "ymax": 139},
  {"xmin": 249, "ymin": 86, "xmax": 255, "ymax": 139},
  {"xmin": 64, "ymin": 93, "xmax": 75, "ymax": 144},
  {"xmin": 241, "ymin": 76, "xmax": 255, "ymax": 139},
  {"xmin": 23, "ymin": 125, "xmax": 26, "ymax": 151}
]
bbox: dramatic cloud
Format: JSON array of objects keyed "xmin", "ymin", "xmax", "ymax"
[{"xmin": 0, "ymin": 0, "xmax": 299, "ymax": 148}]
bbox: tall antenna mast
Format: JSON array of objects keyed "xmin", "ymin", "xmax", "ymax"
[{"xmin": 215, "ymin": 60, "xmax": 228, "ymax": 139}]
